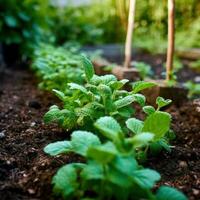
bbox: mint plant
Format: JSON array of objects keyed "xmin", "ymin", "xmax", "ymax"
[
  {"xmin": 93, "ymin": 107, "xmax": 172, "ymax": 162},
  {"xmin": 132, "ymin": 61, "xmax": 153, "ymax": 80},
  {"xmin": 44, "ymin": 56, "xmax": 156, "ymax": 131},
  {"xmin": 32, "ymin": 45, "xmax": 84, "ymax": 92},
  {"xmin": 142, "ymin": 96, "xmax": 173, "ymax": 156},
  {"xmin": 44, "ymin": 117, "xmax": 187, "ymax": 200},
  {"xmin": 185, "ymin": 81, "xmax": 200, "ymax": 98}
]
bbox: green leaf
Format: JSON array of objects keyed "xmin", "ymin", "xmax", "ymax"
[
  {"xmin": 52, "ymin": 89, "xmax": 66, "ymax": 101},
  {"xmin": 87, "ymin": 142, "xmax": 117, "ymax": 164},
  {"xmin": 81, "ymin": 162, "xmax": 103, "ymax": 180},
  {"xmin": 143, "ymin": 106, "xmax": 156, "ymax": 115},
  {"xmin": 156, "ymin": 186, "xmax": 188, "ymax": 200},
  {"xmin": 5, "ymin": 15, "xmax": 18, "ymax": 27},
  {"xmin": 156, "ymin": 97, "xmax": 172, "ymax": 109},
  {"xmin": 126, "ymin": 118, "xmax": 143, "ymax": 134},
  {"xmin": 114, "ymin": 95, "xmax": 135, "ymax": 109},
  {"xmin": 71, "ymin": 131, "xmax": 101, "ymax": 156},
  {"xmin": 90, "ymin": 75, "xmax": 101, "ymax": 85},
  {"xmin": 43, "ymin": 105, "xmax": 61, "ymax": 123},
  {"xmin": 99, "ymin": 74, "xmax": 117, "ymax": 84},
  {"xmin": 18, "ymin": 12, "xmax": 30, "ymax": 21},
  {"xmin": 44, "ymin": 106, "xmax": 76, "ymax": 130},
  {"xmin": 112, "ymin": 155, "xmax": 138, "ymax": 175},
  {"xmin": 133, "ymin": 94, "xmax": 146, "ymax": 106},
  {"xmin": 118, "ymin": 106, "xmax": 135, "ymax": 118},
  {"xmin": 132, "ymin": 81, "xmax": 156, "ymax": 94},
  {"xmin": 94, "ymin": 116, "xmax": 122, "ymax": 141},
  {"xmin": 52, "ymin": 164, "xmax": 78, "ymax": 198},
  {"xmin": 120, "ymin": 79, "xmax": 129, "ymax": 85},
  {"xmin": 22, "ymin": 30, "xmax": 31, "ymax": 38},
  {"xmin": 81, "ymin": 56, "xmax": 94, "ymax": 82},
  {"xmin": 60, "ymin": 109, "xmax": 77, "ymax": 130},
  {"xmin": 132, "ymin": 169, "xmax": 161, "ymax": 189},
  {"xmin": 97, "ymin": 84, "xmax": 114, "ymax": 112},
  {"xmin": 166, "ymin": 129, "xmax": 176, "ymax": 140},
  {"xmin": 76, "ymin": 102, "xmax": 103, "ymax": 124},
  {"xmin": 44, "ymin": 141, "xmax": 72, "ymax": 156},
  {"xmin": 110, "ymin": 79, "xmax": 129, "ymax": 89},
  {"xmin": 149, "ymin": 142, "xmax": 163, "ymax": 155},
  {"xmin": 68, "ymin": 83, "xmax": 87, "ymax": 94},
  {"xmin": 159, "ymin": 139, "xmax": 171, "ymax": 152},
  {"xmin": 128, "ymin": 132, "xmax": 154, "ymax": 147},
  {"xmin": 142, "ymin": 111, "xmax": 171, "ymax": 140},
  {"xmin": 106, "ymin": 166, "xmax": 132, "ymax": 188}
]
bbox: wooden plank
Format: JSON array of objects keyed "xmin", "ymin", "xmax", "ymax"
[{"xmin": 176, "ymin": 48, "xmax": 200, "ymax": 60}]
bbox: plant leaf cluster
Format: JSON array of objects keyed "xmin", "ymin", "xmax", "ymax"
[
  {"xmin": 185, "ymin": 81, "xmax": 200, "ymax": 98},
  {"xmin": 44, "ymin": 116, "xmax": 187, "ymax": 200},
  {"xmin": 32, "ymin": 44, "xmax": 85, "ymax": 92},
  {"xmin": 40, "ymin": 56, "xmax": 187, "ymax": 199},
  {"xmin": 131, "ymin": 61, "xmax": 153, "ymax": 80},
  {"xmin": 43, "ymin": 56, "xmax": 155, "ymax": 131}
]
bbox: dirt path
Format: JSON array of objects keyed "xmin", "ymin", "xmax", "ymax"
[{"xmin": 0, "ymin": 67, "xmax": 200, "ymax": 200}]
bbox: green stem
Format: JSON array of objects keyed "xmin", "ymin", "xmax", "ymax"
[{"xmin": 99, "ymin": 165, "xmax": 108, "ymax": 200}]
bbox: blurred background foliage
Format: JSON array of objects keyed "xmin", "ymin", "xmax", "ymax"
[
  {"xmin": 0, "ymin": 0, "xmax": 54, "ymax": 55},
  {"xmin": 0, "ymin": 0, "xmax": 200, "ymax": 56}
]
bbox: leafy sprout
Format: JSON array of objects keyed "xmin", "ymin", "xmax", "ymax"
[
  {"xmin": 44, "ymin": 117, "xmax": 187, "ymax": 200},
  {"xmin": 132, "ymin": 61, "xmax": 153, "ymax": 80},
  {"xmin": 44, "ymin": 57, "xmax": 156, "ymax": 131},
  {"xmin": 184, "ymin": 81, "xmax": 200, "ymax": 98}
]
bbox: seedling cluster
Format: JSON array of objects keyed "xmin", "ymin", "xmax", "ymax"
[
  {"xmin": 32, "ymin": 45, "xmax": 85, "ymax": 92},
  {"xmin": 32, "ymin": 51, "xmax": 187, "ymax": 199},
  {"xmin": 1, "ymin": 0, "xmax": 198, "ymax": 199}
]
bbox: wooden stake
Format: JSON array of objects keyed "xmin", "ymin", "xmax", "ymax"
[
  {"xmin": 116, "ymin": 0, "xmax": 127, "ymax": 31},
  {"xmin": 124, "ymin": 0, "xmax": 136, "ymax": 69},
  {"xmin": 166, "ymin": 0, "xmax": 175, "ymax": 81}
]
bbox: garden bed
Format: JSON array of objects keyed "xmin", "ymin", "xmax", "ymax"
[{"xmin": 0, "ymin": 53, "xmax": 200, "ymax": 200}]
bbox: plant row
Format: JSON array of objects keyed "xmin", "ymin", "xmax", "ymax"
[{"xmin": 32, "ymin": 47, "xmax": 187, "ymax": 200}]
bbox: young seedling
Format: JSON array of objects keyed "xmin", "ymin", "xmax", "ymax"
[
  {"xmin": 44, "ymin": 117, "xmax": 187, "ymax": 200},
  {"xmin": 112, "ymin": 0, "xmax": 139, "ymax": 81},
  {"xmin": 32, "ymin": 45, "xmax": 85, "ymax": 92},
  {"xmin": 185, "ymin": 81, "xmax": 200, "ymax": 98},
  {"xmin": 142, "ymin": 0, "xmax": 188, "ymax": 106},
  {"xmin": 44, "ymin": 56, "xmax": 155, "ymax": 131},
  {"xmin": 133, "ymin": 61, "xmax": 153, "ymax": 80}
]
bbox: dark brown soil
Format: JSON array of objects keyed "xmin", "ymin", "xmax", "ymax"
[
  {"xmin": 148, "ymin": 102, "xmax": 200, "ymax": 200},
  {"xmin": 0, "ymin": 68, "xmax": 77, "ymax": 200},
  {"xmin": 0, "ymin": 54, "xmax": 200, "ymax": 200}
]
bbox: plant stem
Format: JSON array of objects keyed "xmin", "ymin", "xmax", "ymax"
[
  {"xmin": 124, "ymin": 0, "xmax": 136, "ymax": 69},
  {"xmin": 166, "ymin": 0, "xmax": 175, "ymax": 81},
  {"xmin": 99, "ymin": 165, "xmax": 107, "ymax": 200}
]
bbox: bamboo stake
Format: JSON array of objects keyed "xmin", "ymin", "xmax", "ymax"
[
  {"xmin": 124, "ymin": 0, "xmax": 136, "ymax": 69},
  {"xmin": 166, "ymin": 0, "xmax": 175, "ymax": 81},
  {"xmin": 116, "ymin": 0, "xmax": 127, "ymax": 31}
]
